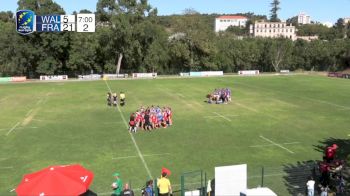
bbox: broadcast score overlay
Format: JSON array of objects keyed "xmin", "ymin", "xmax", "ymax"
[{"xmin": 16, "ymin": 10, "xmax": 95, "ymax": 35}]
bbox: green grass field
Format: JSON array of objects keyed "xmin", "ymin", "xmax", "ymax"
[{"xmin": 0, "ymin": 75, "xmax": 349, "ymax": 195}]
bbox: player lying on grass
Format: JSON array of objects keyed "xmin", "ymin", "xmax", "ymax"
[
  {"xmin": 207, "ymin": 88, "xmax": 231, "ymax": 104},
  {"xmin": 128, "ymin": 106, "xmax": 172, "ymax": 133}
]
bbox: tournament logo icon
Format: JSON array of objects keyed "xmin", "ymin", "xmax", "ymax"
[{"xmin": 16, "ymin": 10, "xmax": 35, "ymax": 35}]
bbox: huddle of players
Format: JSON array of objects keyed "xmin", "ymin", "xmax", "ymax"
[
  {"xmin": 129, "ymin": 106, "xmax": 173, "ymax": 133},
  {"xmin": 207, "ymin": 88, "xmax": 231, "ymax": 104}
]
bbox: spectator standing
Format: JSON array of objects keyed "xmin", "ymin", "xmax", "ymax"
[
  {"xmin": 157, "ymin": 172, "xmax": 172, "ymax": 196},
  {"xmin": 320, "ymin": 185, "xmax": 329, "ymax": 196},
  {"xmin": 121, "ymin": 183, "xmax": 134, "ymax": 196},
  {"xmin": 306, "ymin": 176, "xmax": 315, "ymax": 196},
  {"xmin": 325, "ymin": 144, "xmax": 338, "ymax": 163},
  {"xmin": 144, "ymin": 180, "xmax": 154, "ymax": 196},
  {"xmin": 112, "ymin": 173, "xmax": 123, "ymax": 196}
]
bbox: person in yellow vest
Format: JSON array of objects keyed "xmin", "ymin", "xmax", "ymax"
[
  {"xmin": 157, "ymin": 172, "xmax": 172, "ymax": 196},
  {"xmin": 120, "ymin": 92, "xmax": 126, "ymax": 106}
]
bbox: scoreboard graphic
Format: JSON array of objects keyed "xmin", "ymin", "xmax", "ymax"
[{"xmin": 16, "ymin": 10, "xmax": 95, "ymax": 35}]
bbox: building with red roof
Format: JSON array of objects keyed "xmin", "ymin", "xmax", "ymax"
[{"xmin": 215, "ymin": 15, "xmax": 248, "ymax": 32}]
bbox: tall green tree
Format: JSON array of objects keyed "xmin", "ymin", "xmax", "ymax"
[
  {"xmin": 270, "ymin": 0, "xmax": 280, "ymax": 22},
  {"xmin": 96, "ymin": 0, "xmax": 158, "ymax": 74},
  {"xmin": 0, "ymin": 11, "xmax": 14, "ymax": 22},
  {"xmin": 262, "ymin": 38, "xmax": 293, "ymax": 72},
  {"xmin": 16, "ymin": 0, "xmax": 69, "ymax": 76}
]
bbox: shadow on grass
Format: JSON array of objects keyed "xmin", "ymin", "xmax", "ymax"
[
  {"xmin": 282, "ymin": 160, "xmax": 317, "ymax": 196},
  {"xmin": 283, "ymin": 138, "xmax": 350, "ymax": 196}
]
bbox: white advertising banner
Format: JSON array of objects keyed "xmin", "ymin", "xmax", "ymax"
[
  {"xmin": 40, "ymin": 75, "xmax": 68, "ymax": 80},
  {"xmin": 215, "ymin": 164, "xmax": 247, "ymax": 196},
  {"xmin": 238, "ymin": 70, "xmax": 260, "ymax": 75},
  {"xmin": 132, "ymin": 73, "xmax": 157, "ymax": 78}
]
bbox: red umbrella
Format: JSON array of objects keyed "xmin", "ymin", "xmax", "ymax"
[{"xmin": 16, "ymin": 164, "xmax": 94, "ymax": 196}]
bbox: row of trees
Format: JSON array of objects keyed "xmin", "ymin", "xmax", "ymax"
[{"xmin": 0, "ymin": 0, "xmax": 349, "ymax": 77}]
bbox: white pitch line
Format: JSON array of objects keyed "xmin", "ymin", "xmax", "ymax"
[
  {"xmin": 213, "ymin": 112, "xmax": 231, "ymax": 122},
  {"xmin": 250, "ymin": 142, "xmax": 300, "ymax": 148},
  {"xmin": 26, "ymin": 109, "xmax": 33, "ymax": 117},
  {"xmin": 36, "ymin": 99, "xmax": 42, "ymax": 105},
  {"xmin": 204, "ymin": 114, "xmax": 238, "ymax": 118},
  {"xmin": 283, "ymin": 142, "xmax": 300, "ymax": 145},
  {"xmin": 0, "ymin": 158, "xmax": 9, "ymax": 161},
  {"xmin": 234, "ymin": 102, "xmax": 259, "ymax": 113},
  {"xmin": 9, "ymin": 189, "xmax": 15, "ymax": 192},
  {"xmin": 0, "ymin": 166, "xmax": 13, "ymax": 169},
  {"xmin": 6, "ymin": 122, "xmax": 20, "ymax": 136},
  {"xmin": 104, "ymin": 80, "xmax": 153, "ymax": 179},
  {"xmin": 177, "ymin": 93, "xmax": 185, "ymax": 98},
  {"xmin": 103, "ymin": 122, "xmax": 124, "ymax": 124},
  {"xmin": 17, "ymin": 126, "xmax": 38, "ymax": 130},
  {"xmin": 112, "ymin": 153, "xmax": 171, "ymax": 160},
  {"xmin": 259, "ymin": 135, "xmax": 295, "ymax": 154},
  {"xmin": 112, "ymin": 155, "xmax": 139, "ymax": 160}
]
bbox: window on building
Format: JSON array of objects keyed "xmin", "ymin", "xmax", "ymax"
[{"xmin": 265, "ymin": 24, "xmax": 267, "ymax": 28}]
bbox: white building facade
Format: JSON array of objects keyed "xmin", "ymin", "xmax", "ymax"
[
  {"xmin": 298, "ymin": 12, "xmax": 311, "ymax": 24},
  {"xmin": 250, "ymin": 21, "xmax": 297, "ymax": 40},
  {"xmin": 344, "ymin": 17, "xmax": 350, "ymax": 24},
  {"xmin": 215, "ymin": 16, "xmax": 248, "ymax": 32}
]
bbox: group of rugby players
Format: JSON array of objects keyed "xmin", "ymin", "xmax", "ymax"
[
  {"xmin": 128, "ymin": 106, "xmax": 173, "ymax": 133},
  {"xmin": 207, "ymin": 88, "xmax": 231, "ymax": 104}
]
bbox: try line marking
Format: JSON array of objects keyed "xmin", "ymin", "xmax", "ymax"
[
  {"xmin": 112, "ymin": 153, "xmax": 171, "ymax": 160},
  {"xmin": 104, "ymin": 80, "xmax": 153, "ymax": 179},
  {"xmin": 259, "ymin": 135, "xmax": 295, "ymax": 154}
]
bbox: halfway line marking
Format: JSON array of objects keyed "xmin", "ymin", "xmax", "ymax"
[
  {"xmin": 6, "ymin": 122, "xmax": 20, "ymax": 136},
  {"xmin": 259, "ymin": 135, "xmax": 295, "ymax": 154},
  {"xmin": 104, "ymin": 80, "xmax": 153, "ymax": 179}
]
